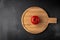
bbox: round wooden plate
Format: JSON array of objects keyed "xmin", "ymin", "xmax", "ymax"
[{"xmin": 21, "ymin": 6, "xmax": 57, "ymax": 34}]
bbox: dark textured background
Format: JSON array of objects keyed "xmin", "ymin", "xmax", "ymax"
[{"xmin": 0, "ymin": 0, "xmax": 60, "ymax": 40}]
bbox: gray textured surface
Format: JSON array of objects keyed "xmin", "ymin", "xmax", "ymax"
[{"xmin": 0, "ymin": 0, "xmax": 60, "ymax": 40}]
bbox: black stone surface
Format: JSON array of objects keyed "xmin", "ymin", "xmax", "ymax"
[{"xmin": 0, "ymin": 0, "xmax": 60, "ymax": 40}]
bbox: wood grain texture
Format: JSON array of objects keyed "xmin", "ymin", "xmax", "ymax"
[{"xmin": 21, "ymin": 6, "xmax": 57, "ymax": 34}]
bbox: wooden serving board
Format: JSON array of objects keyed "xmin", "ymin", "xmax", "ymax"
[{"xmin": 21, "ymin": 6, "xmax": 57, "ymax": 34}]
